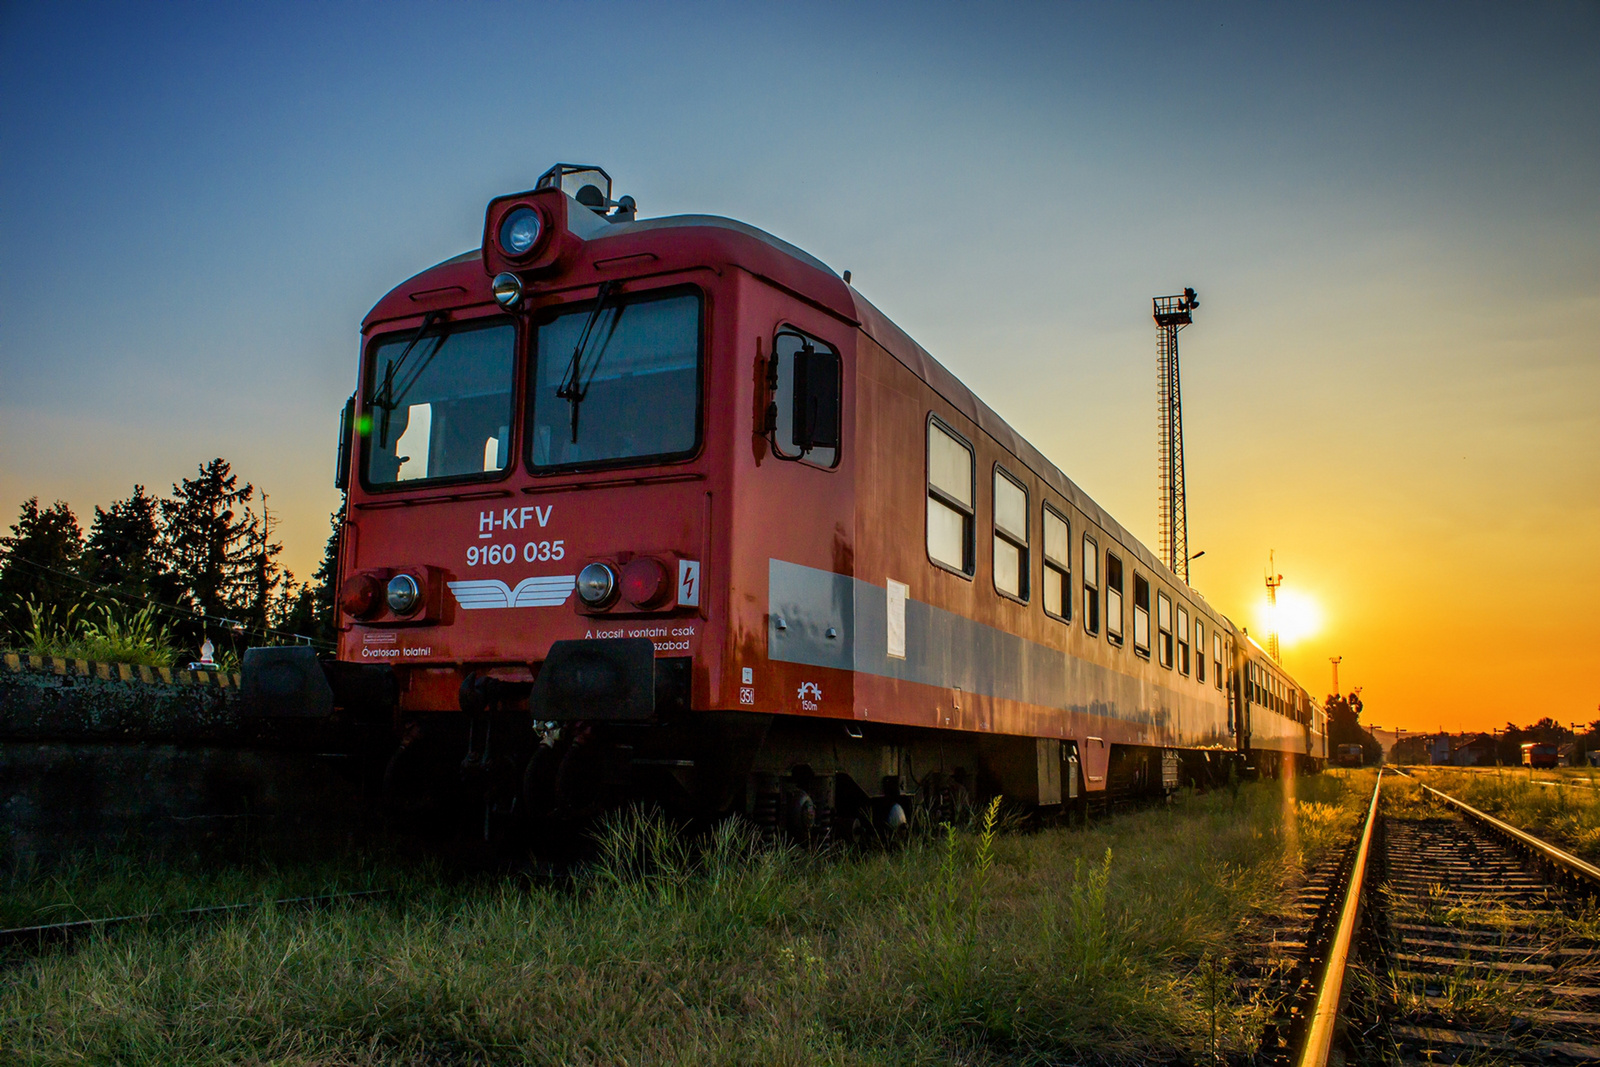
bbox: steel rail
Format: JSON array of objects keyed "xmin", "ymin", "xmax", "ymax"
[
  {"xmin": 1402, "ymin": 772, "xmax": 1600, "ymax": 888},
  {"xmin": 1297, "ymin": 770, "xmax": 1382, "ymax": 1067},
  {"xmin": 0, "ymin": 889, "xmax": 392, "ymax": 953}
]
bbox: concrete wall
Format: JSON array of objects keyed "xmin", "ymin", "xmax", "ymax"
[{"xmin": 1, "ymin": 662, "xmax": 375, "ymax": 875}]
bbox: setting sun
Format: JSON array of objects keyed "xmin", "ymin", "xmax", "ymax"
[{"xmin": 1258, "ymin": 588, "xmax": 1324, "ymax": 649}]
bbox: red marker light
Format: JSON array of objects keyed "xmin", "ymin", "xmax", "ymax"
[
  {"xmin": 620, "ymin": 557, "xmax": 670, "ymax": 609},
  {"xmin": 339, "ymin": 574, "xmax": 382, "ymax": 618}
]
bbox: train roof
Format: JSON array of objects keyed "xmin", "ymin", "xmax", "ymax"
[{"xmin": 369, "ymin": 205, "xmax": 1227, "ymax": 626}]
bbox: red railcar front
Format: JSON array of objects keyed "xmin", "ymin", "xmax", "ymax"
[{"xmin": 241, "ymin": 165, "xmax": 856, "ymax": 828}]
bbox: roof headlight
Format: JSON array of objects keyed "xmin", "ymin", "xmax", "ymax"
[
  {"xmin": 498, "ymin": 206, "xmax": 543, "ymax": 257},
  {"xmin": 576, "ymin": 562, "xmax": 618, "ymax": 607},
  {"xmin": 491, "ymin": 272, "xmax": 523, "ymax": 310},
  {"xmin": 386, "ymin": 573, "xmax": 421, "ymax": 615}
]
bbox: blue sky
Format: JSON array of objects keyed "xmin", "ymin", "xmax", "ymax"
[{"xmin": 2, "ymin": 2, "xmax": 1596, "ymax": 728}]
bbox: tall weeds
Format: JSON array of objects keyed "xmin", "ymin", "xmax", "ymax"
[
  {"xmin": 20, "ymin": 598, "xmax": 177, "ymax": 667},
  {"xmin": 927, "ymin": 796, "xmax": 1002, "ymax": 1011}
]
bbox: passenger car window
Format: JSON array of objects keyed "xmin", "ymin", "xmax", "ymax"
[
  {"xmin": 1105, "ymin": 552, "xmax": 1123, "ymax": 646},
  {"xmin": 1177, "ymin": 607, "xmax": 1190, "ymax": 675},
  {"xmin": 1082, "ymin": 536, "xmax": 1099, "ymax": 634},
  {"xmin": 365, "ymin": 319, "xmax": 516, "ymax": 487},
  {"xmin": 927, "ymin": 419, "xmax": 974, "ymax": 575},
  {"xmin": 768, "ymin": 327, "xmax": 841, "ymax": 468},
  {"xmin": 1043, "ymin": 506, "xmax": 1069, "ymax": 621},
  {"xmin": 1213, "ymin": 633, "xmax": 1223, "ymax": 689},
  {"xmin": 1132, "ymin": 574, "xmax": 1151, "ymax": 657},
  {"xmin": 993, "ymin": 468, "xmax": 1028, "ymax": 600},
  {"xmin": 1195, "ymin": 619, "xmax": 1205, "ymax": 683},
  {"xmin": 1156, "ymin": 591, "xmax": 1173, "ymax": 668}
]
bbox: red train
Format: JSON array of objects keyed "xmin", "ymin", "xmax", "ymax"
[{"xmin": 245, "ymin": 164, "xmax": 1326, "ymax": 837}]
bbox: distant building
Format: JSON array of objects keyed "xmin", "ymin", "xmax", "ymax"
[
  {"xmin": 1453, "ymin": 734, "xmax": 1497, "ymax": 766},
  {"xmin": 1429, "ymin": 735, "xmax": 1452, "ymax": 765}
]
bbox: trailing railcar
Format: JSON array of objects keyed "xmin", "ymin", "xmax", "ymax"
[
  {"xmin": 1233, "ymin": 635, "xmax": 1326, "ymax": 777},
  {"xmin": 245, "ymin": 164, "xmax": 1320, "ymax": 836}
]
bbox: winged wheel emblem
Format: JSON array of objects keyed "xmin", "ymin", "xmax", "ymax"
[{"xmin": 447, "ymin": 576, "xmax": 577, "ymax": 609}]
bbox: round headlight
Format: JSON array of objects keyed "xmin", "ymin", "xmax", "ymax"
[
  {"xmin": 498, "ymin": 207, "xmax": 543, "ymax": 257},
  {"xmin": 576, "ymin": 562, "xmax": 617, "ymax": 607},
  {"xmin": 491, "ymin": 271, "xmax": 523, "ymax": 309},
  {"xmin": 386, "ymin": 573, "xmax": 421, "ymax": 615}
]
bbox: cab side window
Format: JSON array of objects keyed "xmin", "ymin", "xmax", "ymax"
[
  {"xmin": 927, "ymin": 418, "xmax": 975, "ymax": 576},
  {"xmin": 768, "ymin": 328, "xmax": 840, "ymax": 468}
]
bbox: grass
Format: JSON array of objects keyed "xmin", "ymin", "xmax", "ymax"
[
  {"xmin": 1, "ymin": 851, "xmax": 402, "ymax": 931},
  {"xmin": 1, "ymin": 773, "xmax": 1368, "ymax": 1066},
  {"xmin": 17, "ymin": 600, "xmax": 179, "ymax": 668},
  {"xmin": 1406, "ymin": 765, "xmax": 1600, "ymax": 864}
]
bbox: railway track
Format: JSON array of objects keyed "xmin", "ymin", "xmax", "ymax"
[
  {"xmin": 0, "ymin": 889, "xmax": 393, "ymax": 959},
  {"xmin": 1294, "ymin": 770, "xmax": 1600, "ymax": 1066}
]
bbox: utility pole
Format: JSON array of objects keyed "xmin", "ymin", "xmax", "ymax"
[
  {"xmin": 1153, "ymin": 288, "xmax": 1198, "ymax": 584},
  {"xmin": 1265, "ymin": 550, "xmax": 1283, "ymax": 662},
  {"xmin": 1329, "ymin": 656, "xmax": 1342, "ymax": 697}
]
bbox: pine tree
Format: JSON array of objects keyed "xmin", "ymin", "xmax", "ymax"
[
  {"xmin": 274, "ymin": 574, "xmax": 319, "ymax": 643},
  {"xmin": 238, "ymin": 494, "xmax": 284, "ymax": 636},
  {"xmin": 312, "ymin": 503, "xmax": 345, "ymax": 643},
  {"xmin": 83, "ymin": 485, "xmax": 173, "ymax": 600},
  {"xmin": 161, "ymin": 459, "xmax": 258, "ymax": 621},
  {"xmin": 0, "ymin": 498, "xmax": 85, "ymax": 636}
]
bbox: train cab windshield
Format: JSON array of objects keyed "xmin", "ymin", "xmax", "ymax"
[
  {"xmin": 529, "ymin": 289, "xmax": 701, "ymax": 470},
  {"xmin": 364, "ymin": 319, "xmax": 516, "ymax": 486}
]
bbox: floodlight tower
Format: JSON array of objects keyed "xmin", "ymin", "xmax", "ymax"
[
  {"xmin": 1153, "ymin": 288, "xmax": 1199, "ymax": 583},
  {"xmin": 1266, "ymin": 549, "xmax": 1283, "ymax": 662}
]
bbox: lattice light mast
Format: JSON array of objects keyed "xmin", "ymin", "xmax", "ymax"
[
  {"xmin": 1265, "ymin": 549, "xmax": 1284, "ymax": 662},
  {"xmin": 1153, "ymin": 288, "xmax": 1199, "ymax": 583}
]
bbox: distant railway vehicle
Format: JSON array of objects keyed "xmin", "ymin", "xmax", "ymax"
[
  {"xmin": 1335, "ymin": 743, "xmax": 1364, "ymax": 767},
  {"xmin": 1521, "ymin": 742, "xmax": 1559, "ymax": 769},
  {"xmin": 245, "ymin": 164, "xmax": 1327, "ymax": 837}
]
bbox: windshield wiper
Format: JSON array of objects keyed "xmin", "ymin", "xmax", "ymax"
[
  {"xmin": 555, "ymin": 281, "xmax": 620, "ymax": 445},
  {"xmin": 371, "ymin": 310, "xmax": 443, "ymax": 448}
]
